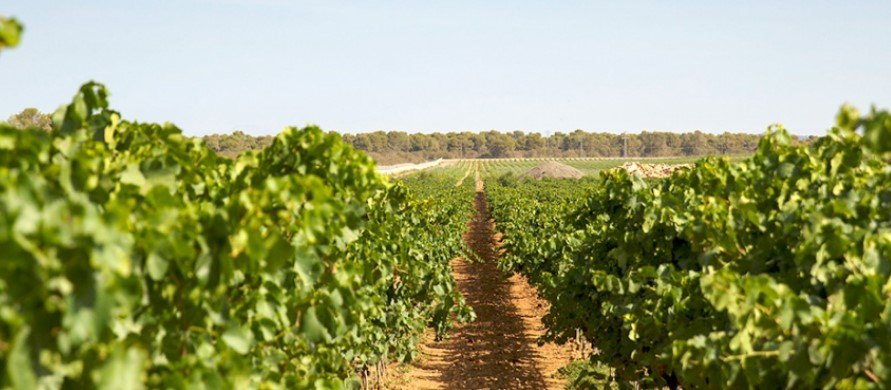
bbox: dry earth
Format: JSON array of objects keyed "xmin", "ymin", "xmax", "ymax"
[
  {"xmin": 520, "ymin": 161, "xmax": 584, "ymax": 179},
  {"xmin": 617, "ymin": 162, "xmax": 692, "ymax": 178},
  {"xmin": 388, "ymin": 173, "xmax": 574, "ymax": 389}
]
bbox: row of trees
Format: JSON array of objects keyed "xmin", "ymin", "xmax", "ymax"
[
  {"xmin": 202, "ymin": 130, "xmax": 800, "ymax": 164},
  {"xmin": 340, "ymin": 130, "xmax": 777, "ymax": 162},
  {"xmin": 6, "ymin": 108, "xmax": 816, "ymax": 164},
  {"xmin": 203, "ymin": 131, "xmax": 274, "ymax": 158}
]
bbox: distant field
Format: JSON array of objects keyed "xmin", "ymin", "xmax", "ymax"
[{"xmin": 428, "ymin": 155, "xmax": 750, "ymax": 177}]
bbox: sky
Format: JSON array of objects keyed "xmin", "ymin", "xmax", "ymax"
[{"xmin": 1, "ymin": 1, "xmax": 890, "ymax": 136}]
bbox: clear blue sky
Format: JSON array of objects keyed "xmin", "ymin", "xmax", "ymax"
[{"xmin": 1, "ymin": 1, "xmax": 890, "ymax": 136}]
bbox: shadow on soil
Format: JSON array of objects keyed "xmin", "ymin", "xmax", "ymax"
[{"xmin": 412, "ymin": 191, "xmax": 550, "ymax": 389}]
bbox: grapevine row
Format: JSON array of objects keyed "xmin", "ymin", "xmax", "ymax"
[
  {"xmin": 488, "ymin": 108, "xmax": 891, "ymax": 388},
  {"xmin": 0, "ymin": 83, "xmax": 473, "ymax": 388}
]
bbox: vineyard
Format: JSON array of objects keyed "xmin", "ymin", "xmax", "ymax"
[
  {"xmin": 444, "ymin": 157, "xmax": 722, "ymax": 177},
  {"xmin": 3, "ymin": 87, "xmax": 891, "ymax": 388},
  {"xmin": 0, "ymin": 84, "xmax": 474, "ymax": 388},
  {"xmin": 485, "ymin": 113, "xmax": 891, "ymax": 388},
  {"xmin": 4, "ymin": 11, "xmax": 891, "ymax": 390}
]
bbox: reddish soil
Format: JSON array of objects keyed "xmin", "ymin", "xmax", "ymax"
[{"xmin": 389, "ymin": 174, "xmax": 573, "ymax": 389}]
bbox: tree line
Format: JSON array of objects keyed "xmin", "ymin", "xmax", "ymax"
[
  {"xmin": 5, "ymin": 108, "xmax": 817, "ymax": 164},
  {"xmin": 203, "ymin": 131, "xmax": 274, "ymax": 159},
  {"xmin": 340, "ymin": 130, "xmax": 783, "ymax": 164},
  {"xmin": 203, "ymin": 130, "xmax": 813, "ymax": 164}
]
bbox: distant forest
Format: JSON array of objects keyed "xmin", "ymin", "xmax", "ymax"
[
  {"xmin": 203, "ymin": 131, "xmax": 276, "ymax": 159},
  {"xmin": 203, "ymin": 130, "xmax": 818, "ymax": 165},
  {"xmin": 3, "ymin": 108, "xmax": 816, "ymax": 165}
]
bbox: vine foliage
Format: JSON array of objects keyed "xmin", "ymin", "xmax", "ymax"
[
  {"xmin": 0, "ymin": 83, "xmax": 471, "ymax": 388},
  {"xmin": 490, "ymin": 107, "xmax": 891, "ymax": 388}
]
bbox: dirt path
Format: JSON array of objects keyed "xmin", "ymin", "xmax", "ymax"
[
  {"xmin": 390, "ymin": 172, "xmax": 573, "ymax": 389},
  {"xmin": 454, "ymin": 168, "xmax": 472, "ymax": 187}
]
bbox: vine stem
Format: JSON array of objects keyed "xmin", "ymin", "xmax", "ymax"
[{"xmin": 720, "ymin": 350, "xmax": 780, "ymax": 361}]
